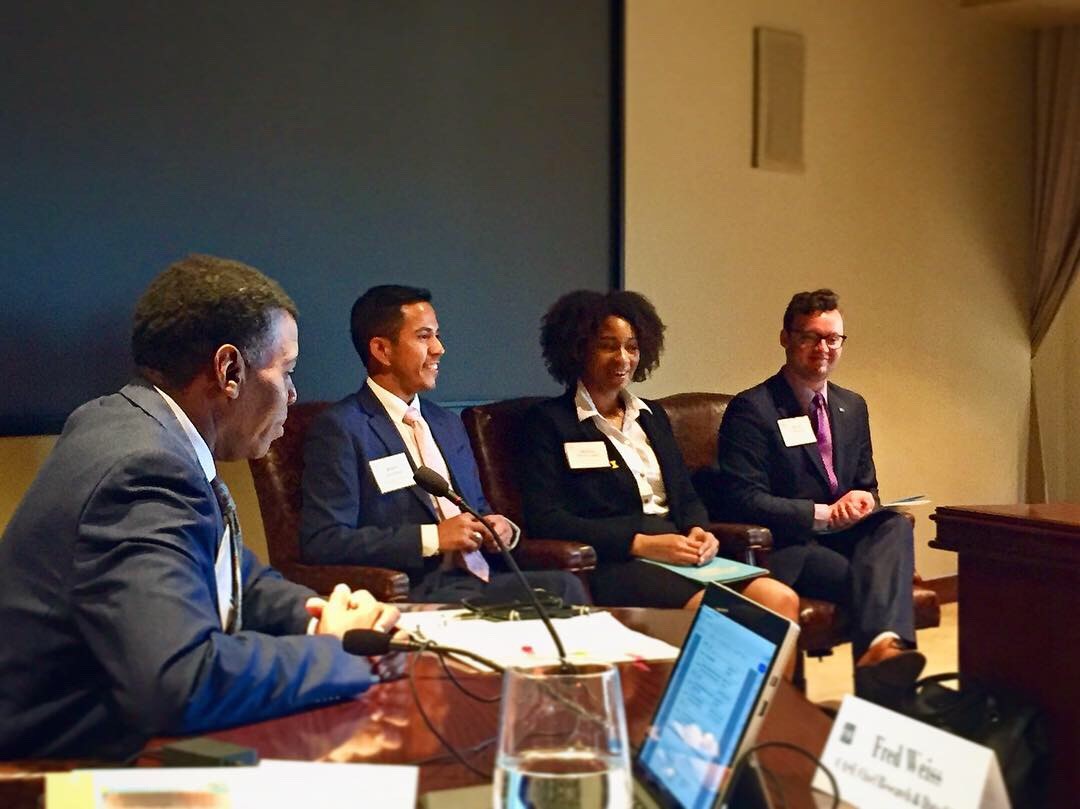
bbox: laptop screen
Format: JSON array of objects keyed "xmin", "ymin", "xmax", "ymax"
[{"xmin": 636, "ymin": 599, "xmax": 780, "ymax": 808}]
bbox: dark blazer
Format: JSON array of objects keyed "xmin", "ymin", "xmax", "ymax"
[
  {"xmin": 299, "ymin": 384, "xmax": 492, "ymax": 585},
  {"xmin": 715, "ymin": 370, "xmax": 878, "ymax": 546},
  {"xmin": 520, "ymin": 390, "xmax": 710, "ymax": 562},
  {"xmin": 0, "ymin": 380, "xmax": 373, "ymax": 760}
]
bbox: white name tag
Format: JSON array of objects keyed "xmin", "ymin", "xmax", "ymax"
[
  {"xmin": 563, "ymin": 441, "xmax": 610, "ymax": 470},
  {"xmin": 369, "ymin": 453, "xmax": 416, "ymax": 494},
  {"xmin": 814, "ymin": 695, "xmax": 1010, "ymax": 809},
  {"xmin": 778, "ymin": 415, "xmax": 817, "ymax": 447}
]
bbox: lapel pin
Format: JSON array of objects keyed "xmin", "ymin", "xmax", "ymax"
[{"xmin": 610, "ymin": 460, "xmax": 619, "ymax": 469}]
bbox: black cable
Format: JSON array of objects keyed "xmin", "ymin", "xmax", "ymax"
[
  {"xmin": 473, "ymin": 511, "xmax": 570, "ymax": 668},
  {"xmin": 407, "ymin": 736, "xmax": 497, "ymax": 768},
  {"xmin": 759, "ymin": 762, "xmax": 789, "ymax": 809},
  {"xmin": 437, "ymin": 650, "xmax": 501, "ymax": 703},
  {"xmin": 720, "ymin": 740, "xmax": 840, "ymax": 809},
  {"xmin": 406, "ymin": 645, "xmax": 492, "ymax": 779}
]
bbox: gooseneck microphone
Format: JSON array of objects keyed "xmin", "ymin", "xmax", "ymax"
[
  {"xmin": 412, "ymin": 465, "xmax": 573, "ymax": 671},
  {"xmin": 343, "ymin": 628, "xmax": 504, "ymax": 672}
]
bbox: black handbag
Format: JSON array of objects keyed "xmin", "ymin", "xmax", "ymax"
[{"xmin": 899, "ymin": 673, "xmax": 1049, "ymax": 808}]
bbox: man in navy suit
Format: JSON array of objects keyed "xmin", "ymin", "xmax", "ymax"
[
  {"xmin": 0, "ymin": 256, "xmax": 399, "ymax": 760},
  {"xmin": 715, "ymin": 289, "xmax": 923, "ymax": 699},
  {"xmin": 299, "ymin": 285, "xmax": 586, "ymax": 604}
]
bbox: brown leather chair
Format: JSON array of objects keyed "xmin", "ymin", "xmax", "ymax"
[
  {"xmin": 461, "ymin": 398, "xmax": 598, "ymax": 592},
  {"xmin": 656, "ymin": 391, "xmax": 941, "ymax": 683},
  {"xmin": 460, "ymin": 397, "xmax": 769, "ymax": 598},
  {"xmin": 248, "ymin": 401, "xmax": 410, "ymax": 602}
]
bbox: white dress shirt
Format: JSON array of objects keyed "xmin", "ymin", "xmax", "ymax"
[
  {"xmin": 366, "ymin": 377, "xmax": 518, "ymax": 554},
  {"xmin": 574, "ymin": 381, "xmax": 670, "ymax": 517},
  {"xmin": 154, "ymin": 387, "xmax": 235, "ymax": 630}
]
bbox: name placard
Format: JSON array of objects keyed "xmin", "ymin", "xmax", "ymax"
[{"xmin": 812, "ymin": 695, "xmax": 1010, "ymax": 809}]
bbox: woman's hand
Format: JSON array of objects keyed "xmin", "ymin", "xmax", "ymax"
[
  {"xmin": 630, "ymin": 527, "xmax": 719, "ymax": 566},
  {"xmin": 686, "ymin": 526, "xmax": 719, "ymax": 565},
  {"xmin": 630, "ymin": 532, "xmax": 701, "ymax": 565}
]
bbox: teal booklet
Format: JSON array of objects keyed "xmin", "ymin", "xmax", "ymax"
[{"xmin": 641, "ymin": 556, "xmax": 768, "ymax": 584}]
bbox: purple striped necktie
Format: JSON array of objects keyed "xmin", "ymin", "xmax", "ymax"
[{"xmin": 810, "ymin": 392, "xmax": 839, "ymax": 496}]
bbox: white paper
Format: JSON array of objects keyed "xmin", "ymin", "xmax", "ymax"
[
  {"xmin": 369, "ymin": 452, "xmax": 416, "ymax": 494},
  {"xmin": 813, "ymin": 695, "xmax": 1010, "ymax": 809},
  {"xmin": 254, "ymin": 760, "xmax": 417, "ymax": 807},
  {"xmin": 397, "ymin": 609, "xmax": 679, "ymax": 671},
  {"xmin": 777, "ymin": 415, "xmax": 816, "ymax": 447},
  {"xmin": 880, "ymin": 495, "xmax": 931, "ymax": 508},
  {"xmin": 53, "ymin": 760, "xmax": 418, "ymax": 809},
  {"xmin": 563, "ymin": 440, "xmax": 611, "ymax": 469}
]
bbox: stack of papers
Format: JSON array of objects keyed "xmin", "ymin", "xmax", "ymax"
[
  {"xmin": 46, "ymin": 760, "xmax": 417, "ymax": 808},
  {"xmin": 396, "ymin": 609, "xmax": 680, "ymax": 671}
]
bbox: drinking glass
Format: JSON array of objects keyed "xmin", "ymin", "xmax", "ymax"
[{"xmin": 494, "ymin": 663, "xmax": 631, "ymax": 809}]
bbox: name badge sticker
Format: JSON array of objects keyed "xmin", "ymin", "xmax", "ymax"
[
  {"xmin": 778, "ymin": 415, "xmax": 817, "ymax": 447},
  {"xmin": 369, "ymin": 453, "xmax": 416, "ymax": 494},
  {"xmin": 563, "ymin": 441, "xmax": 610, "ymax": 470}
]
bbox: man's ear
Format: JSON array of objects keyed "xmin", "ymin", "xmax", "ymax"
[
  {"xmin": 779, "ymin": 329, "xmax": 789, "ymax": 349},
  {"xmin": 368, "ymin": 336, "xmax": 393, "ymax": 369},
  {"xmin": 213, "ymin": 344, "xmax": 246, "ymax": 399}
]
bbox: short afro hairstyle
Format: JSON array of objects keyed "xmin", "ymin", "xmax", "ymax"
[
  {"xmin": 782, "ymin": 289, "xmax": 840, "ymax": 332},
  {"xmin": 349, "ymin": 285, "xmax": 433, "ymax": 368},
  {"xmin": 132, "ymin": 254, "xmax": 297, "ymax": 388},
  {"xmin": 540, "ymin": 289, "xmax": 665, "ymax": 389}
]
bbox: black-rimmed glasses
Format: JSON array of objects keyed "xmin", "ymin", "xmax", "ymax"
[{"xmin": 789, "ymin": 330, "xmax": 847, "ymax": 349}]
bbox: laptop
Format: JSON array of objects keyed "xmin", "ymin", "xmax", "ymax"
[{"xmin": 631, "ymin": 583, "xmax": 800, "ymax": 809}]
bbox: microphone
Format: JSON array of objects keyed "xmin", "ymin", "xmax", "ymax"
[
  {"xmin": 413, "ymin": 465, "xmax": 573, "ymax": 671},
  {"xmin": 343, "ymin": 628, "xmax": 505, "ymax": 672}
]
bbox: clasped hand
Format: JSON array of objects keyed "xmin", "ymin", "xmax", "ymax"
[
  {"xmin": 304, "ymin": 583, "xmax": 401, "ymax": 639},
  {"xmin": 827, "ymin": 490, "xmax": 876, "ymax": 530},
  {"xmin": 631, "ymin": 526, "xmax": 719, "ymax": 566},
  {"xmin": 437, "ymin": 512, "xmax": 513, "ymax": 553}
]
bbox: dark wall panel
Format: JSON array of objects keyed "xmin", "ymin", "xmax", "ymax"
[{"xmin": 0, "ymin": 1, "xmax": 613, "ymax": 434}]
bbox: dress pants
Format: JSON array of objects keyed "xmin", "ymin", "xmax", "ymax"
[
  {"xmin": 766, "ymin": 509, "xmax": 916, "ymax": 661},
  {"xmin": 409, "ymin": 562, "xmax": 589, "ymax": 606}
]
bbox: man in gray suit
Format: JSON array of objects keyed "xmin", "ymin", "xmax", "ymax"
[{"xmin": 0, "ymin": 255, "xmax": 399, "ymax": 760}]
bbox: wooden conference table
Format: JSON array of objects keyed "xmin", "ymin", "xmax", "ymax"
[
  {"xmin": 0, "ymin": 607, "xmax": 833, "ymax": 807},
  {"xmin": 930, "ymin": 504, "xmax": 1080, "ymax": 808}
]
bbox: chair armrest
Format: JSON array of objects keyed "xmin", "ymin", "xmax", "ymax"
[
  {"xmin": 706, "ymin": 522, "xmax": 773, "ymax": 566},
  {"xmin": 512, "ymin": 538, "xmax": 598, "ymax": 574},
  {"xmin": 278, "ymin": 562, "xmax": 411, "ymax": 602}
]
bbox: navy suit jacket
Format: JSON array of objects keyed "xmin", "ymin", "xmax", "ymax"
[
  {"xmin": 0, "ymin": 380, "xmax": 374, "ymax": 760},
  {"xmin": 520, "ymin": 390, "xmax": 710, "ymax": 563},
  {"xmin": 715, "ymin": 371, "xmax": 878, "ymax": 547},
  {"xmin": 299, "ymin": 384, "xmax": 492, "ymax": 586}
]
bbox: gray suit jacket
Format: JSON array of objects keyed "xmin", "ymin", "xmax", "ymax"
[{"xmin": 0, "ymin": 380, "xmax": 373, "ymax": 760}]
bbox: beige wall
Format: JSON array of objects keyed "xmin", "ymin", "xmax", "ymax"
[
  {"xmin": 0, "ymin": 437, "xmax": 271, "ymax": 564},
  {"xmin": 625, "ymin": 0, "xmax": 1036, "ymax": 578}
]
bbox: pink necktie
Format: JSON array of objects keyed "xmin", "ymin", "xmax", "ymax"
[
  {"xmin": 810, "ymin": 393, "xmax": 839, "ymax": 496},
  {"xmin": 403, "ymin": 407, "xmax": 490, "ymax": 582}
]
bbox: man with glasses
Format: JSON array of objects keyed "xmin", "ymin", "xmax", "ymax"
[{"xmin": 714, "ymin": 289, "xmax": 922, "ymax": 702}]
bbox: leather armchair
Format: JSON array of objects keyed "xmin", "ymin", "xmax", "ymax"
[
  {"xmin": 248, "ymin": 401, "xmax": 410, "ymax": 602},
  {"xmin": 460, "ymin": 398, "xmax": 598, "ymax": 589},
  {"xmin": 656, "ymin": 391, "xmax": 941, "ymax": 685}
]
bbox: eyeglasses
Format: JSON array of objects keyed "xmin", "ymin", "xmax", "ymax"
[{"xmin": 789, "ymin": 330, "xmax": 847, "ymax": 350}]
